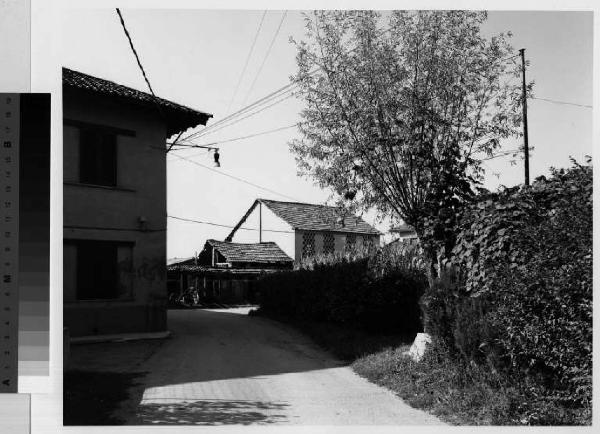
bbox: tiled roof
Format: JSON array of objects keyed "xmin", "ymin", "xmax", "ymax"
[
  {"xmin": 167, "ymin": 264, "xmax": 282, "ymax": 275},
  {"xmin": 390, "ymin": 224, "xmax": 417, "ymax": 236},
  {"xmin": 167, "ymin": 257, "xmax": 195, "ymax": 266},
  {"xmin": 207, "ymin": 239, "xmax": 293, "ymax": 264},
  {"xmin": 63, "ymin": 67, "xmax": 212, "ymax": 136},
  {"xmin": 259, "ymin": 199, "xmax": 381, "ymax": 235}
]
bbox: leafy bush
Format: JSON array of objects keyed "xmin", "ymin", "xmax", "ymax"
[
  {"xmin": 257, "ymin": 242, "xmax": 427, "ymax": 334},
  {"xmin": 421, "ymin": 161, "xmax": 592, "ymax": 423}
]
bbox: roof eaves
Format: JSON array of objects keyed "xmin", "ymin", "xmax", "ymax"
[{"xmin": 62, "ymin": 67, "xmax": 213, "ymax": 136}]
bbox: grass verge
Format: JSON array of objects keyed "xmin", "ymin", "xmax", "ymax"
[
  {"xmin": 353, "ymin": 342, "xmax": 591, "ymax": 425},
  {"xmin": 256, "ymin": 311, "xmax": 591, "ymax": 426}
]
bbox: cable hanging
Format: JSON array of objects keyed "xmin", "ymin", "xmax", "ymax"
[
  {"xmin": 169, "ymin": 152, "xmax": 300, "ymax": 201},
  {"xmin": 240, "ymin": 11, "xmax": 288, "ymax": 108},
  {"xmin": 530, "ymin": 96, "xmax": 592, "ymax": 109},
  {"xmin": 170, "ymin": 123, "xmax": 300, "ymax": 152},
  {"xmin": 116, "ymin": 8, "xmax": 157, "ymax": 98},
  {"xmin": 168, "ymin": 215, "xmax": 294, "ymax": 234},
  {"xmin": 182, "ymin": 92, "xmax": 296, "ymax": 143},
  {"xmin": 226, "ymin": 10, "xmax": 268, "ymax": 113},
  {"xmin": 182, "ymin": 80, "xmax": 299, "ymax": 142}
]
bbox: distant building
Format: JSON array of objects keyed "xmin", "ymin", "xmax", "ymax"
[
  {"xmin": 167, "ymin": 240, "xmax": 293, "ymax": 304},
  {"xmin": 62, "ymin": 68, "xmax": 212, "ymax": 337},
  {"xmin": 226, "ymin": 199, "xmax": 381, "ymax": 261},
  {"xmin": 389, "ymin": 224, "xmax": 418, "ymax": 244}
]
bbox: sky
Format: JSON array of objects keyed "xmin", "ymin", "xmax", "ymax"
[{"xmin": 60, "ymin": 8, "xmax": 593, "ymax": 259}]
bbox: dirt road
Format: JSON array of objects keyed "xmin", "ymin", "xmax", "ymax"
[{"xmin": 119, "ymin": 308, "xmax": 444, "ymax": 425}]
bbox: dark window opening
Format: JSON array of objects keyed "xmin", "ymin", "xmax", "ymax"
[
  {"xmin": 323, "ymin": 233, "xmax": 335, "ymax": 255},
  {"xmin": 79, "ymin": 128, "xmax": 117, "ymax": 187},
  {"xmin": 75, "ymin": 240, "xmax": 132, "ymax": 300},
  {"xmin": 302, "ymin": 232, "xmax": 315, "ymax": 259},
  {"xmin": 345, "ymin": 234, "xmax": 356, "ymax": 251}
]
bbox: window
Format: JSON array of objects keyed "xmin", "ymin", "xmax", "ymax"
[
  {"xmin": 345, "ymin": 234, "xmax": 356, "ymax": 251},
  {"xmin": 79, "ymin": 128, "xmax": 117, "ymax": 187},
  {"xmin": 301, "ymin": 232, "xmax": 315, "ymax": 259},
  {"xmin": 323, "ymin": 233, "xmax": 335, "ymax": 255},
  {"xmin": 74, "ymin": 240, "xmax": 133, "ymax": 300}
]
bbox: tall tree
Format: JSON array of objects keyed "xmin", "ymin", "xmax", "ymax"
[{"xmin": 290, "ymin": 10, "xmax": 528, "ymax": 269}]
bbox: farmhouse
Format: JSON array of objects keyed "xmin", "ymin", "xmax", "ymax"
[
  {"xmin": 226, "ymin": 199, "xmax": 381, "ymax": 261},
  {"xmin": 167, "ymin": 240, "xmax": 293, "ymax": 304},
  {"xmin": 62, "ymin": 67, "xmax": 212, "ymax": 337}
]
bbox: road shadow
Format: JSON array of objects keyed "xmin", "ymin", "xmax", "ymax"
[
  {"xmin": 64, "ymin": 370, "xmax": 148, "ymax": 425},
  {"xmin": 64, "ymin": 308, "xmax": 380, "ymax": 425},
  {"xmin": 134, "ymin": 399, "xmax": 289, "ymax": 425}
]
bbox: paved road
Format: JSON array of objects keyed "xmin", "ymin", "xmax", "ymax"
[{"xmin": 119, "ymin": 308, "xmax": 444, "ymax": 425}]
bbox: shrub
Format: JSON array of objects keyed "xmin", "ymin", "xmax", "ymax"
[{"xmin": 421, "ymin": 161, "xmax": 592, "ymax": 422}]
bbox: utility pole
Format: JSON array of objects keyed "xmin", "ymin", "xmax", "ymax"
[{"xmin": 519, "ymin": 48, "xmax": 530, "ymax": 186}]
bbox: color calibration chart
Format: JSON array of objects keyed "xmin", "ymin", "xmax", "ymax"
[{"xmin": 0, "ymin": 93, "xmax": 50, "ymax": 394}]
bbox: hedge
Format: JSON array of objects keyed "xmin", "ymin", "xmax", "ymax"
[{"xmin": 256, "ymin": 244, "xmax": 427, "ymax": 335}]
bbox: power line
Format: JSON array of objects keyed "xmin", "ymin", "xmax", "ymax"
[
  {"xmin": 185, "ymin": 92, "xmax": 296, "ymax": 141},
  {"xmin": 226, "ymin": 11, "xmax": 268, "ymax": 113},
  {"xmin": 115, "ymin": 8, "xmax": 157, "ymax": 99},
  {"xmin": 168, "ymin": 215, "xmax": 294, "ymax": 234},
  {"xmin": 169, "ymin": 152, "xmax": 300, "ymax": 201},
  {"xmin": 240, "ymin": 11, "xmax": 288, "ymax": 107},
  {"xmin": 531, "ymin": 96, "xmax": 592, "ymax": 109},
  {"xmin": 184, "ymin": 23, "xmax": 514, "ymax": 146},
  {"xmin": 481, "ymin": 149, "xmax": 523, "ymax": 161},
  {"xmin": 182, "ymin": 80, "xmax": 298, "ymax": 142},
  {"xmin": 172, "ymin": 123, "xmax": 299, "ymax": 152},
  {"xmin": 184, "ymin": 25, "xmax": 395, "ymax": 142},
  {"xmin": 116, "ymin": 7, "xmax": 175, "ymax": 152}
]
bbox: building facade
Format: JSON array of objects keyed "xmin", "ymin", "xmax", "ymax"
[
  {"xmin": 226, "ymin": 199, "xmax": 381, "ymax": 261},
  {"xmin": 389, "ymin": 224, "xmax": 419, "ymax": 244},
  {"xmin": 63, "ymin": 68, "xmax": 211, "ymax": 337}
]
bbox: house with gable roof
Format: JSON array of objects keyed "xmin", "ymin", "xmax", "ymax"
[
  {"xmin": 226, "ymin": 199, "xmax": 381, "ymax": 261},
  {"xmin": 62, "ymin": 67, "xmax": 212, "ymax": 337},
  {"xmin": 167, "ymin": 239, "xmax": 293, "ymax": 304}
]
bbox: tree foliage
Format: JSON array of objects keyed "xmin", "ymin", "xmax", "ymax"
[{"xmin": 290, "ymin": 10, "xmax": 527, "ymax": 261}]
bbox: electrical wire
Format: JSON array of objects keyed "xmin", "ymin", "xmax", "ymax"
[
  {"xmin": 168, "ymin": 215, "xmax": 294, "ymax": 234},
  {"xmin": 116, "ymin": 9, "xmax": 157, "ymax": 99},
  {"xmin": 182, "ymin": 80, "xmax": 299, "ymax": 142},
  {"xmin": 240, "ymin": 11, "xmax": 288, "ymax": 107},
  {"xmin": 481, "ymin": 149, "xmax": 523, "ymax": 161},
  {"xmin": 530, "ymin": 96, "xmax": 592, "ymax": 109},
  {"xmin": 226, "ymin": 11, "xmax": 268, "ymax": 113},
  {"xmin": 169, "ymin": 152, "xmax": 300, "ymax": 201},
  {"xmin": 173, "ymin": 123, "xmax": 300, "ymax": 152},
  {"xmin": 184, "ymin": 92, "xmax": 296, "ymax": 141},
  {"xmin": 182, "ymin": 24, "xmax": 520, "ymax": 148}
]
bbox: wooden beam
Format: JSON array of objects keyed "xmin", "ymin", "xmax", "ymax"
[
  {"xmin": 224, "ymin": 199, "xmax": 260, "ymax": 242},
  {"xmin": 259, "ymin": 202, "xmax": 262, "ymax": 243}
]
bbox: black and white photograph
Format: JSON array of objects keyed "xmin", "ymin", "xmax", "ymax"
[
  {"xmin": 0, "ymin": 1, "xmax": 597, "ymax": 432},
  {"xmin": 58, "ymin": 7, "xmax": 593, "ymax": 427}
]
